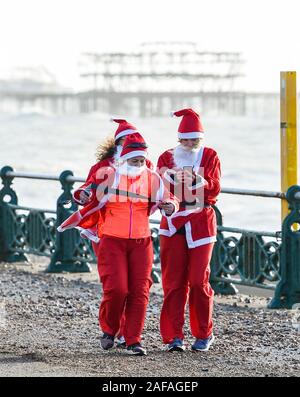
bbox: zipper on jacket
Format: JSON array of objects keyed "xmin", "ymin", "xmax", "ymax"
[
  {"xmin": 129, "ymin": 179, "xmax": 134, "ymax": 238},
  {"xmin": 129, "ymin": 201, "xmax": 133, "ymax": 238}
]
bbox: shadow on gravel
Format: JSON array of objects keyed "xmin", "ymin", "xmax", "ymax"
[{"xmin": 0, "ymin": 352, "xmax": 46, "ymax": 363}]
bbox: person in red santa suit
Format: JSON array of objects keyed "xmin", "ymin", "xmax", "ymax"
[
  {"xmin": 72, "ymin": 119, "xmax": 153, "ymax": 348},
  {"xmin": 73, "ymin": 118, "xmax": 153, "ymax": 207},
  {"xmin": 58, "ymin": 133, "xmax": 178, "ymax": 356},
  {"xmin": 157, "ymin": 108, "xmax": 221, "ymax": 352}
]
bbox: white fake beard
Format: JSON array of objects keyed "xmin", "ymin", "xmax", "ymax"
[
  {"xmin": 117, "ymin": 161, "xmax": 146, "ymax": 177},
  {"xmin": 173, "ymin": 144, "xmax": 200, "ymax": 169},
  {"xmin": 113, "ymin": 145, "xmax": 123, "ymax": 160}
]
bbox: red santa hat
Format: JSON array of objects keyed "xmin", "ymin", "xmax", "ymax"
[
  {"xmin": 119, "ymin": 133, "xmax": 148, "ymax": 160},
  {"xmin": 111, "ymin": 118, "xmax": 139, "ymax": 141},
  {"xmin": 171, "ymin": 108, "xmax": 204, "ymax": 139}
]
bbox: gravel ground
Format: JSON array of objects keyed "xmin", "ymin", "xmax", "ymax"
[{"xmin": 0, "ymin": 259, "xmax": 300, "ymax": 377}]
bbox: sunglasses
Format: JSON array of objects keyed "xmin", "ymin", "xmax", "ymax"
[{"xmin": 125, "ymin": 143, "xmax": 148, "ymax": 149}]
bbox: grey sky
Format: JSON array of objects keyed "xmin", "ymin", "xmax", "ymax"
[{"xmin": 0, "ymin": 0, "xmax": 299, "ymax": 92}]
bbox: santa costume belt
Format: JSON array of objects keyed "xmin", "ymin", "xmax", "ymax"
[{"xmin": 179, "ymin": 201, "xmax": 211, "ymax": 208}]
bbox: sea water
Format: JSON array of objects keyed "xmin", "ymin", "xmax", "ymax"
[{"xmin": 0, "ymin": 110, "xmax": 294, "ymax": 232}]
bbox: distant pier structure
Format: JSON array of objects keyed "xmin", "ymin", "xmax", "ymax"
[
  {"xmin": 0, "ymin": 44, "xmax": 280, "ymax": 116},
  {"xmin": 79, "ymin": 42, "xmax": 246, "ymax": 116},
  {"xmin": 0, "ymin": 92, "xmax": 78, "ymax": 115},
  {"xmin": 0, "ymin": 66, "xmax": 77, "ymax": 114}
]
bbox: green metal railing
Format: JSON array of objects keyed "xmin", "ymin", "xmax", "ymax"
[
  {"xmin": 0, "ymin": 166, "xmax": 162, "ymax": 280},
  {"xmin": 1, "ymin": 165, "xmax": 300, "ymax": 308}
]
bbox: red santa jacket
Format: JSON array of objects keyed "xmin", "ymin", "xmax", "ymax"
[
  {"xmin": 70, "ymin": 155, "xmax": 154, "ymax": 241},
  {"xmin": 58, "ymin": 166, "xmax": 178, "ymax": 243},
  {"xmin": 73, "ymin": 157, "xmax": 154, "ymax": 205},
  {"xmin": 157, "ymin": 145, "xmax": 221, "ymax": 248}
]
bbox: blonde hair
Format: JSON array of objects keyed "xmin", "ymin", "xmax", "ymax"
[{"xmin": 95, "ymin": 136, "xmax": 116, "ymax": 161}]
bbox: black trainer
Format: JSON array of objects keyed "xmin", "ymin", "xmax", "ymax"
[
  {"xmin": 100, "ymin": 333, "xmax": 114, "ymax": 350},
  {"xmin": 126, "ymin": 343, "xmax": 147, "ymax": 356}
]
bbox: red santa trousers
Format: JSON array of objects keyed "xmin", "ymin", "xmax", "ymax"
[
  {"xmin": 160, "ymin": 234, "xmax": 214, "ymax": 343},
  {"xmin": 93, "ymin": 240, "xmax": 126, "ymax": 338},
  {"xmin": 97, "ymin": 235, "xmax": 153, "ymax": 346}
]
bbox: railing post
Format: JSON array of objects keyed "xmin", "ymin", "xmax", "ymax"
[
  {"xmin": 0, "ymin": 166, "xmax": 27, "ymax": 263},
  {"xmin": 210, "ymin": 205, "xmax": 238, "ymax": 295},
  {"xmin": 47, "ymin": 170, "xmax": 91, "ymax": 273},
  {"xmin": 150, "ymin": 226, "xmax": 161, "ymax": 283},
  {"xmin": 269, "ymin": 185, "xmax": 300, "ymax": 308}
]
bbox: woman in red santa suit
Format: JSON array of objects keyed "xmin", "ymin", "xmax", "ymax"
[
  {"xmin": 157, "ymin": 108, "xmax": 221, "ymax": 352},
  {"xmin": 72, "ymin": 119, "xmax": 153, "ymax": 348},
  {"xmin": 58, "ymin": 133, "xmax": 178, "ymax": 356},
  {"xmin": 73, "ymin": 118, "xmax": 153, "ymax": 207}
]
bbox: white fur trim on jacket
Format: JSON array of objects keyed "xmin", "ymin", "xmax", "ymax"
[
  {"xmin": 158, "ymin": 207, "xmax": 203, "ymax": 238},
  {"xmin": 187, "ymin": 175, "xmax": 207, "ymax": 190},
  {"xmin": 57, "ymin": 172, "xmax": 121, "ymax": 234},
  {"xmin": 163, "ymin": 169, "xmax": 179, "ymax": 185},
  {"xmin": 149, "ymin": 172, "xmax": 179, "ymax": 216},
  {"xmin": 159, "ymin": 221, "xmax": 216, "ymax": 248},
  {"xmin": 57, "ymin": 211, "xmax": 83, "ymax": 232},
  {"xmin": 72, "ymin": 188, "xmax": 92, "ymax": 206},
  {"xmin": 185, "ymin": 221, "xmax": 216, "ymax": 248},
  {"xmin": 77, "ymin": 227, "xmax": 100, "ymax": 243}
]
